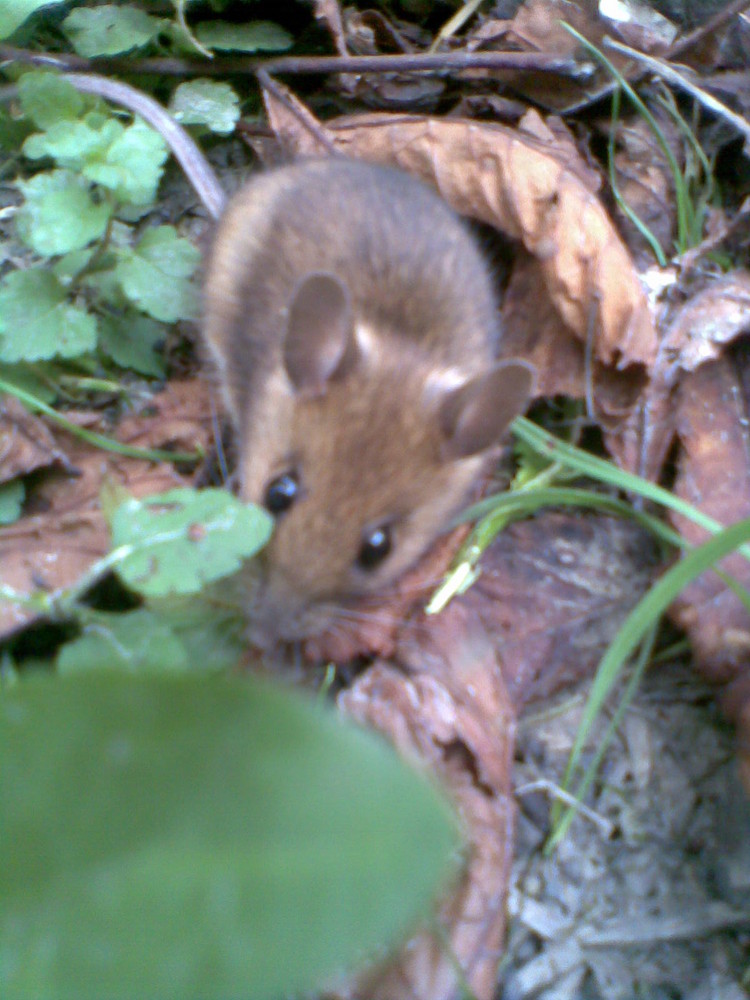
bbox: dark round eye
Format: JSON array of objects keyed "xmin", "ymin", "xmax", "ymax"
[
  {"xmin": 263, "ymin": 472, "xmax": 299, "ymax": 515},
  {"xmin": 357, "ymin": 525, "xmax": 392, "ymax": 570}
]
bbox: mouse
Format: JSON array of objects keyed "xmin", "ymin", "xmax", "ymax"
[
  {"xmin": 58, "ymin": 75, "xmax": 535, "ymax": 649},
  {"xmin": 203, "ymin": 158, "xmax": 535, "ymax": 648}
]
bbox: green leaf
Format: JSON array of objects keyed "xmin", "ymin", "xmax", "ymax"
[
  {"xmin": 16, "ymin": 170, "xmax": 112, "ymax": 257},
  {"xmin": 17, "ymin": 71, "xmax": 86, "ymax": 130},
  {"xmin": 0, "ymin": 672, "xmax": 459, "ymax": 999},
  {"xmin": 84, "ymin": 118, "xmax": 169, "ymax": 205},
  {"xmin": 63, "ymin": 4, "xmax": 164, "ymax": 57},
  {"xmin": 0, "ymin": 269, "xmax": 97, "ymax": 362},
  {"xmin": 195, "ymin": 19, "xmax": 293, "ymax": 52},
  {"xmin": 23, "ymin": 117, "xmax": 124, "ymax": 170},
  {"xmin": 169, "ymin": 79, "xmax": 240, "ymax": 135},
  {"xmin": 0, "ymin": 480, "xmax": 24, "ymax": 525},
  {"xmin": 146, "ymin": 589, "xmax": 246, "ymax": 674},
  {"xmin": 0, "ymin": 0, "xmax": 66, "ymax": 40},
  {"xmin": 57, "ymin": 609, "xmax": 189, "ymax": 674},
  {"xmin": 110, "ymin": 488, "xmax": 273, "ymax": 597},
  {"xmin": 114, "ymin": 226, "xmax": 200, "ymax": 322},
  {"xmin": 98, "ymin": 312, "xmax": 167, "ymax": 378}
]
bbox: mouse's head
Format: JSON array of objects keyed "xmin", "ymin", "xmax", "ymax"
[{"xmin": 237, "ymin": 272, "xmax": 535, "ymax": 648}]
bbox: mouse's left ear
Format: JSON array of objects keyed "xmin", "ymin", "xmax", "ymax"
[
  {"xmin": 284, "ymin": 272, "xmax": 357, "ymax": 396},
  {"xmin": 439, "ymin": 360, "xmax": 536, "ymax": 459}
]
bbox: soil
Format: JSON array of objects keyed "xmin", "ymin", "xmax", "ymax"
[{"xmin": 504, "ymin": 662, "xmax": 750, "ymax": 1000}]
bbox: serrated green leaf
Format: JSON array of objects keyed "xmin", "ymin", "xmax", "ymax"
[
  {"xmin": 83, "ymin": 117, "xmax": 168, "ymax": 205},
  {"xmin": 0, "ymin": 269, "xmax": 97, "ymax": 362},
  {"xmin": 98, "ymin": 312, "xmax": 167, "ymax": 377},
  {"xmin": 52, "ymin": 246, "xmax": 97, "ymax": 285},
  {"xmin": 0, "ymin": 0, "xmax": 66, "ymax": 40},
  {"xmin": 111, "ymin": 488, "xmax": 272, "ymax": 596},
  {"xmin": 169, "ymin": 79, "xmax": 240, "ymax": 135},
  {"xmin": 57, "ymin": 609, "xmax": 189, "ymax": 674},
  {"xmin": 0, "ymin": 672, "xmax": 459, "ymax": 999},
  {"xmin": 114, "ymin": 226, "xmax": 200, "ymax": 322},
  {"xmin": 63, "ymin": 4, "xmax": 164, "ymax": 57},
  {"xmin": 17, "ymin": 71, "xmax": 86, "ymax": 130},
  {"xmin": 195, "ymin": 19, "xmax": 293, "ymax": 52},
  {"xmin": 0, "ymin": 480, "xmax": 24, "ymax": 525},
  {"xmin": 16, "ymin": 170, "xmax": 112, "ymax": 257},
  {"xmin": 23, "ymin": 117, "xmax": 124, "ymax": 170}
]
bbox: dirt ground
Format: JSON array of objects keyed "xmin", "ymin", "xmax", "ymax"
[{"xmin": 503, "ymin": 662, "xmax": 750, "ymax": 1000}]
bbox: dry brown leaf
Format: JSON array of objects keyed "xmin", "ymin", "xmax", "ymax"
[
  {"xmin": 0, "ymin": 394, "xmax": 72, "ymax": 484},
  {"xmin": 298, "ymin": 510, "xmax": 657, "ymax": 1000},
  {"xmin": 261, "ymin": 87, "xmax": 657, "ymax": 412},
  {"xmin": 0, "ymin": 379, "xmax": 213, "ymax": 638},
  {"xmin": 668, "ymin": 353, "xmax": 750, "ymax": 676},
  {"xmin": 613, "ymin": 270, "xmax": 750, "ymax": 480},
  {"xmin": 335, "ymin": 611, "xmax": 516, "ymax": 1000}
]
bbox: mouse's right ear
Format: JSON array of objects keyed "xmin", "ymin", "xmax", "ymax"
[
  {"xmin": 439, "ymin": 359, "xmax": 536, "ymax": 459},
  {"xmin": 284, "ymin": 272, "xmax": 357, "ymax": 396}
]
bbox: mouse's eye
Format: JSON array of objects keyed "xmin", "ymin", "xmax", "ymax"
[
  {"xmin": 264, "ymin": 472, "xmax": 299, "ymax": 515},
  {"xmin": 357, "ymin": 525, "xmax": 392, "ymax": 570}
]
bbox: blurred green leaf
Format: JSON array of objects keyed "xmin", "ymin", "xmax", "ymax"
[
  {"xmin": 57, "ymin": 609, "xmax": 189, "ymax": 674},
  {"xmin": 0, "ymin": 0, "xmax": 66, "ymax": 41},
  {"xmin": 16, "ymin": 170, "xmax": 112, "ymax": 257},
  {"xmin": 114, "ymin": 226, "xmax": 200, "ymax": 322},
  {"xmin": 63, "ymin": 4, "xmax": 165, "ymax": 57},
  {"xmin": 169, "ymin": 79, "xmax": 240, "ymax": 135},
  {"xmin": 110, "ymin": 488, "xmax": 273, "ymax": 597},
  {"xmin": 83, "ymin": 118, "xmax": 168, "ymax": 205},
  {"xmin": 0, "ymin": 480, "xmax": 24, "ymax": 526},
  {"xmin": 0, "ymin": 269, "xmax": 97, "ymax": 362},
  {"xmin": 195, "ymin": 19, "xmax": 293, "ymax": 52},
  {"xmin": 0, "ymin": 671, "xmax": 460, "ymax": 999},
  {"xmin": 17, "ymin": 72, "xmax": 85, "ymax": 130},
  {"xmin": 98, "ymin": 312, "xmax": 167, "ymax": 377}
]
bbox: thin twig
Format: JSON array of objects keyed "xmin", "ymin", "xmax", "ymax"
[
  {"xmin": 666, "ymin": 0, "xmax": 750, "ymax": 59},
  {"xmin": 603, "ymin": 37, "xmax": 750, "ymax": 150},
  {"xmin": 0, "ymin": 43, "xmax": 593, "ymax": 81}
]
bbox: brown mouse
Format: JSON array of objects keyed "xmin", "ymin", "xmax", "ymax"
[
  {"xmin": 57, "ymin": 76, "xmax": 534, "ymax": 648},
  {"xmin": 202, "ymin": 158, "xmax": 535, "ymax": 647}
]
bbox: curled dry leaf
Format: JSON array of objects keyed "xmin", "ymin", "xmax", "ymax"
[
  {"xmin": 667, "ymin": 350, "xmax": 750, "ymax": 786},
  {"xmin": 614, "ymin": 270, "xmax": 750, "ymax": 479},
  {"xmin": 0, "ymin": 379, "xmax": 212, "ymax": 638},
  {"xmin": 335, "ymin": 616, "xmax": 516, "ymax": 1000},
  {"xmin": 261, "ymin": 83, "xmax": 657, "ymax": 421}
]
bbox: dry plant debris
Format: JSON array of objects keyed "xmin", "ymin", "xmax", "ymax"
[
  {"xmin": 3, "ymin": 0, "xmax": 750, "ymax": 997},
  {"xmin": 0, "ymin": 379, "xmax": 212, "ymax": 635}
]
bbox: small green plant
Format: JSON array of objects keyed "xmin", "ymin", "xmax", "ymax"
[
  {"xmin": 563, "ymin": 23, "xmax": 714, "ymax": 262},
  {"xmin": 431, "ymin": 415, "xmax": 750, "ymax": 849}
]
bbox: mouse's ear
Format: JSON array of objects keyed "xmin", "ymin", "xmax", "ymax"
[
  {"xmin": 439, "ymin": 360, "xmax": 536, "ymax": 459},
  {"xmin": 284, "ymin": 272, "xmax": 356, "ymax": 395}
]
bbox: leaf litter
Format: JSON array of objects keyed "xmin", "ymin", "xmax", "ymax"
[{"xmin": 3, "ymin": 0, "xmax": 750, "ymax": 998}]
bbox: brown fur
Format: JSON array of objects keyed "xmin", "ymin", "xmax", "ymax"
[{"xmin": 203, "ymin": 158, "xmax": 534, "ymax": 646}]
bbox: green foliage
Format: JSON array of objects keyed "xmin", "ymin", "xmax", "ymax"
[
  {"xmin": 0, "ymin": 671, "xmax": 460, "ymax": 1000},
  {"xmin": 169, "ymin": 79, "xmax": 240, "ymax": 134},
  {"xmin": 113, "ymin": 226, "xmax": 201, "ymax": 323},
  {"xmin": 16, "ymin": 170, "xmax": 112, "ymax": 256},
  {"xmin": 0, "ymin": 269, "xmax": 97, "ymax": 362},
  {"xmin": 109, "ymin": 488, "xmax": 273, "ymax": 598},
  {"xmin": 63, "ymin": 4, "xmax": 165, "ymax": 57},
  {"xmin": 0, "ymin": 0, "xmax": 66, "ymax": 40},
  {"xmin": 195, "ymin": 19, "xmax": 293, "ymax": 52},
  {"xmin": 0, "ymin": 481, "xmax": 25, "ymax": 526},
  {"xmin": 0, "ymin": 71, "xmax": 198, "ymax": 383}
]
